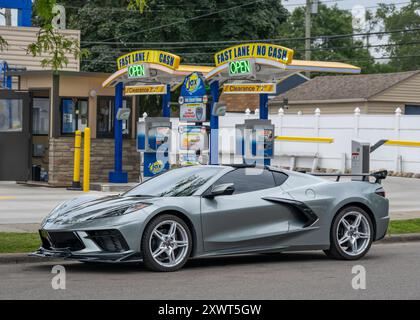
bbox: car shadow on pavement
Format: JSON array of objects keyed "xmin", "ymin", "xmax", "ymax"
[{"xmin": 26, "ymin": 251, "xmax": 336, "ymax": 273}]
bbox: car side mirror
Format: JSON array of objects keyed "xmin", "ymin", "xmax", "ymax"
[{"xmin": 204, "ymin": 183, "xmax": 235, "ymax": 198}]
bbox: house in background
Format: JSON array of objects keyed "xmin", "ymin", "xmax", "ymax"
[
  {"xmin": 269, "ymin": 70, "xmax": 420, "ymax": 115},
  {"xmin": 0, "ymin": 25, "xmax": 140, "ymax": 184}
]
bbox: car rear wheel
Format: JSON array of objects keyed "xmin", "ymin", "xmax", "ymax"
[
  {"xmin": 324, "ymin": 206, "xmax": 373, "ymax": 260},
  {"xmin": 141, "ymin": 214, "xmax": 192, "ymax": 272}
]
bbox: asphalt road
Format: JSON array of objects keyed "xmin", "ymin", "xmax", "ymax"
[{"xmin": 1, "ymin": 241, "xmax": 419, "ymax": 300}]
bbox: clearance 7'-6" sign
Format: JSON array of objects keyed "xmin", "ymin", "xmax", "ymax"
[
  {"xmin": 215, "ymin": 43, "xmax": 294, "ymax": 67},
  {"xmin": 223, "ymin": 83, "xmax": 277, "ymax": 94}
]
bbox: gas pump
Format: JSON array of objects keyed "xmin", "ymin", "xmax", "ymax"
[
  {"xmin": 351, "ymin": 139, "xmax": 371, "ymax": 180},
  {"xmin": 236, "ymin": 119, "xmax": 275, "ymax": 165},
  {"xmin": 178, "ymin": 72, "xmax": 210, "ymax": 166},
  {"xmin": 137, "ymin": 117, "xmax": 172, "ymax": 178}
]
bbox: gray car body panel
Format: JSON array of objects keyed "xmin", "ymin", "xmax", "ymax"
[{"xmin": 35, "ymin": 165, "xmax": 389, "ymax": 262}]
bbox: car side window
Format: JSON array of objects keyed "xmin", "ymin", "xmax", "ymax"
[
  {"xmin": 272, "ymin": 171, "xmax": 288, "ymax": 186},
  {"xmin": 214, "ymin": 168, "xmax": 276, "ymax": 194}
]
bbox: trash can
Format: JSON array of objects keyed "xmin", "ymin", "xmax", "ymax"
[{"xmin": 32, "ymin": 165, "xmax": 41, "ymax": 181}]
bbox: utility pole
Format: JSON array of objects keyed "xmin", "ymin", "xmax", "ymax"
[
  {"xmin": 305, "ymin": 0, "xmax": 312, "ymax": 63},
  {"xmin": 305, "ymin": 0, "xmax": 318, "ymax": 78},
  {"xmin": 305, "ymin": 0, "xmax": 312, "ymax": 78}
]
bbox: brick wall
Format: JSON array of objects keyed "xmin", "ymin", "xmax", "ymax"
[
  {"xmin": 219, "ymin": 94, "xmax": 260, "ymax": 112},
  {"xmin": 49, "ymin": 138, "xmax": 140, "ymax": 186}
]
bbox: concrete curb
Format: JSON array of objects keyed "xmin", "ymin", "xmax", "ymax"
[
  {"xmin": 377, "ymin": 233, "xmax": 420, "ymax": 244},
  {"xmin": 0, "ymin": 234, "xmax": 419, "ymax": 264},
  {"xmin": 0, "ymin": 253, "xmax": 64, "ymax": 265}
]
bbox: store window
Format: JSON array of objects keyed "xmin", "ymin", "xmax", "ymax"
[
  {"xmin": 97, "ymin": 96, "xmax": 132, "ymax": 138},
  {"xmin": 61, "ymin": 98, "xmax": 88, "ymax": 134},
  {"xmin": 32, "ymin": 98, "xmax": 50, "ymax": 135},
  {"xmin": 0, "ymin": 99, "xmax": 23, "ymax": 132}
]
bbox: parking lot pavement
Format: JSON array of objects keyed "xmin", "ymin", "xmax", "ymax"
[
  {"xmin": 0, "ymin": 241, "xmax": 419, "ymax": 300},
  {"xmin": 382, "ymin": 176, "xmax": 420, "ymax": 220},
  {"xmin": 0, "ymin": 182, "xmax": 115, "ymax": 231},
  {"xmin": 0, "ymin": 176, "xmax": 419, "ymax": 231}
]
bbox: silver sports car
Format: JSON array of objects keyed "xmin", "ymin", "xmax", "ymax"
[{"xmin": 34, "ymin": 165, "xmax": 389, "ymax": 272}]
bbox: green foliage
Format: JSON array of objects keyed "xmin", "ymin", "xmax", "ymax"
[
  {"xmin": 278, "ymin": 4, "xmax": 375, "ymax": 73},
  {"xmin": 60, "ymin": 0, "xmax": 289, "ymax": 72},
  {"xmin": 376, "ymin": 0, "xmax": 420, "ymax": 71},
  {"xmin": 27, "ymin": 26, "xmax": 90, "ymax": 72},
  {"xmin": 128, "ymin": 0, "xmax": 148, "ymax": 13},
  {"xmin": 33, "ymin": 0, "xmax": 57, "ymax": 25},
  {"xmin": 0, "ymin": 36, "xmax": 7, "ymax": 51},
  {"xmin": 30, "ymin": 0, "xmax": 91, "ymax": 71}
]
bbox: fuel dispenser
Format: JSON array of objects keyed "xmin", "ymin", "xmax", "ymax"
[
  {"xmin": 351, "ymin": 138, "xmax": 420, "ymax": 180},
  {"xmin": 178, "ymin": 72, "xmax": 210, "ymax": 166},
  {"xmin": 351, "ymin": 139, "xmax": 371, "ymax": 180},
  {"xmin": 178, "ymin": 125, "xmax": 209, "ymax": 165},
  {"xmin": 235, "ymin": 119, "xmax": 275, "ymax": 165},
  {"xmin": 137, "ymin": 117, "xmax": 172, "ymax": 177}
]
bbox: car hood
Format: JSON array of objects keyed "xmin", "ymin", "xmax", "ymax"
[{"xmin": 42, "ymin": 194, "xmax": 158, "ymax": 226}]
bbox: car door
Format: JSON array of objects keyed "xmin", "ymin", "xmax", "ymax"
[{"xmin": 201, "ymin": 168, "xmax": 295, "ymax": 252}]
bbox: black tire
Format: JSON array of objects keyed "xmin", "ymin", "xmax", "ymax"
[
  {"xmin": 141, "ymin": 214, "xmax": 192, "ymax": 272},
  {"xmin": 324, "ymin": 206, "xmax": 374, "ymax": 260}
]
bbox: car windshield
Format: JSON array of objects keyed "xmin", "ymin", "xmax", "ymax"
[{"xmin": 123, "ymin": 166, "xmax": 223, "ymax": 197}]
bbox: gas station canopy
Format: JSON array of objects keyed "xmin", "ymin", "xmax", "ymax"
[
  {"xmin": 102, "ymin": 44, "xmax": 361, "ymax": 90},
  {"xmin": 102, "ymin": 50, "xmax": 213, "ymax": 89}
]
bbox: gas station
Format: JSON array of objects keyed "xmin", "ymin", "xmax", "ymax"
[{"xmin": 101, "ymin": 43, "xmax": 366, "ymax": 182}]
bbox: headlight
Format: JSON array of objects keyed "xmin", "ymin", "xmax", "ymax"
[
  {"xmin": 90, "ymin": 202, "xmax": 151, "ymax": 220},
  {"xmin": 42, "ymin": 201, "xmax": 70, "ymax": 225}
]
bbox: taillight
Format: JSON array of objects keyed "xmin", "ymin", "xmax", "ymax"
[{"xmin": 375, "ymin": 187, "xmax": 386, "ymax": 197}]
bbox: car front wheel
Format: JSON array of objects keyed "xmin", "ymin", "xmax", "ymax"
[
  {"xmin": 141, "ymin": 214, "xmax": 192, "ymax": 272},
  {"xmin": 324, "ymin": 206, "xmax": 374, "ymax": 260}
]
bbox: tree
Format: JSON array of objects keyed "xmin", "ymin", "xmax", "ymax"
[
  {"xmin": 0, "ymin": 36, "xmax": 7, "ymax": 52},
  {"xmin": 0, "ymin": 8, "xmax": 11, "ymax": 51},
  {"xmin": 60, "ymin": 0, "xmax": 289, "ymax": 72},
  {"xmin": 28, "ymin": 0, "xmax": 89, "ymax": 71},
  {"xmin": 277, "ymin": 4, "xmax": 375, "ymax": 73},
  {"xmin": 376, "ymin": 0, "xmax": 420, "ymax": 71}
]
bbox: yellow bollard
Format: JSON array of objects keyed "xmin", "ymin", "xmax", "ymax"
[
  {"xmin": 71, "ymin": 130, "xmax": 82, "ymax": 190},
  {"xmin": 83, "ymin": 128, "xmax": 91, "ymax": 192}
]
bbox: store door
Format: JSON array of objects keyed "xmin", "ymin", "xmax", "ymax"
[{"xmin": 0, "ymin": 90, "xmax": 30, "ymax": 181}]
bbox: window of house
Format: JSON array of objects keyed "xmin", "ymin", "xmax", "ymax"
[
  {"xmin": 405, "ymin": 105, "xmax": 420, "ymax": 115},
  {"xmin": 214, "ymin": 168, "xmax": 276, "ymax": 194},
  {"xmin": 32, "ymin": 98, "xmax": 50, "ymax": 135},
  {"xmin": 61, "ymin": 98, "xmax": 88, "ymax": 134},
  {"xmin": 97, "ymin": 96, "xmax": 132, "ymax": 138}
]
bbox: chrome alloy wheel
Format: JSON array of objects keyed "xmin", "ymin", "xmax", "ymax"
[
  {"xmin": 336, "ymin": 211, "xmax": 371, "ymax": 256},
  {"xmin": 149, "ymin": 220, "xmax": 189, "ymax": 268}
]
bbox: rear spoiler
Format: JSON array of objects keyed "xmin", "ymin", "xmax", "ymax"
[{"xmin": 309, "ymin": 170, "xmax": 388, "ymax": 184}]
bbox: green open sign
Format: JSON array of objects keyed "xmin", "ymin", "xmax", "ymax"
[
  {"xmin": 128, "ymin": 64, "xmax": 148, "ymax": 79},
  {"xmin": 229, "ymin": 59, "xmax": 253, "ymax": 77}
]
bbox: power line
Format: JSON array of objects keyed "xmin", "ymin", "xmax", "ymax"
[
  {"xmin": 81, "ymin": 54, "xmax": 420, "ymax": 65},
  {"xmin": 66, "ymin": 0, "xmax": 346, "ymax": 12},
  {"xmin": 84, "ymin": 39, "xmax": 420, "ymax": 56},
  {"xmin": 81, "ymin": 27, "xmax": 420, "ymax": 46}
]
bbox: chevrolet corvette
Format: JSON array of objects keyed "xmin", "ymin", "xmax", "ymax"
[{"xmin": 33, "ymin": 165, "xmax": 389, "ymax": 272}]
